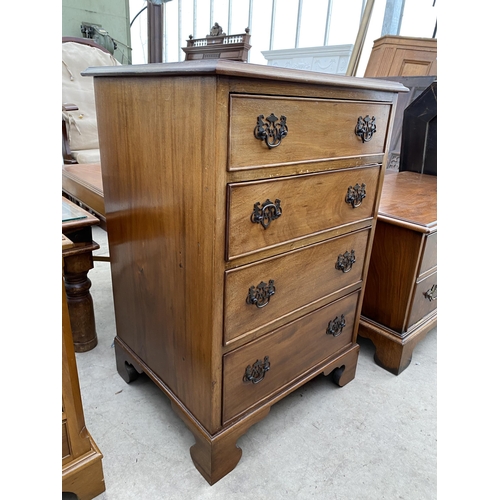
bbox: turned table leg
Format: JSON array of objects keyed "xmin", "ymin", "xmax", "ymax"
[{"xmin": 63, "ymin": 251, "xmax": 98, "ymax": 352}]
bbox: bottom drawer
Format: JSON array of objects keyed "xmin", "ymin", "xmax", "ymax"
[
  {"xmin": 408, "ymin": 271, "xmax": 437, "ymax": 328},
  {"xmin": 223, "ymin": 290, "xmax": 360, "ymax": 423}
]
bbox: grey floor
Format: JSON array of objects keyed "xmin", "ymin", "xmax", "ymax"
[{"xmin": 65, "ymin": 226, "xmax": 437, "ymax": 500}]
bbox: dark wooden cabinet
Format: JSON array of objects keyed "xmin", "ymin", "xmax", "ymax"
[
  {"xmin": 359, "ymin": 171, "xmax": 437, "ymax": 374},
  {"xmin": 87, "ymin": 60, "xmax": 405, "ymax": 484}
]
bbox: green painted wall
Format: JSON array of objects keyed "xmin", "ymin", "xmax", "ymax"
[{"xmin": 62, "ymin": 0, "xmax": 131, "ymax": 64}]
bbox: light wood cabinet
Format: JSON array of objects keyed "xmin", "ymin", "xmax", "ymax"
[
  {"xmin": 87, "ymin": 60, "xmax": 405, "ymax": 484},
  {"xmin": 62, "ymin": 236, "xmax": 105, "ymax": 499},
  {"xmin": 364, "ymin": 35, "xmax": 437, "ymax": 78}
]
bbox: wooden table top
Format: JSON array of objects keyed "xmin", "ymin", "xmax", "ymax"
[
  {"xmin": 62, "ymin": 196, "xmax": 99, "ymax": 232},
  {"xmin": 378, "ymin": 171, "xmax": 437, "ymax": 232},
  {"xmin": 62, "ymin": 163, "xmax": 103, "ymax": 193}
]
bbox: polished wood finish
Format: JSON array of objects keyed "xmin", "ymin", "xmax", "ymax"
[
  {"xmin": 226, "ymin": 166, "xmax": 379, "ymax": 259},
  {"xmin": 87, "ymin": 60, "xmax": 405, "ymax": 484},
  {"xmin": 224, "ymin": 230, "xmax": 369, "ymax": 345},
  {"xmin": 62, "ymin": 237, "xmax": 105, "ymax": 499},
  {"xmin": 364, "ymin": 35, "xmax": 437, "ymax": 78},
  {"xmin": 223, "ymin": 291, "xmax": 360, "ymax": 422},
  {"xmin": 62, "ymin": 197, "xmax": 100, "ymax": 352},
  {"xmin": 62, "ymin": 163, "xmax": 105, "ymax": 225},
  {"xmin": 228, "ymin": 95, "xmax": 391, "ymax": 169},
  {"xmin": 359, "ymin": 171, "xmax": 437, "ymax": 374}
]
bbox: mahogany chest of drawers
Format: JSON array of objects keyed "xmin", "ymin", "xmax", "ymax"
[
  {"xmin": 86, "ymin": 60, "xmax": 405, "ymax": 484},
  {"xmin": 359, "ymin": 171, "xmax": 437, "ymax": 374}
]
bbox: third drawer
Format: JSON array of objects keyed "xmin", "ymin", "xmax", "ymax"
[{"xmin": 224, "ymin": 228, "xmax": 369, "ymax": 345}]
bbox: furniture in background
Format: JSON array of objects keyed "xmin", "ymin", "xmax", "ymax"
[
  {"xmin": 358, "ymin": 171, "xmax": 437, "ymax": 375},
  {"xmin": 62, "ymin": 234, "xmax": 105, "ymax": 499},
  {"xmin": 62, "ymin": 197, "xmax": 100, "ymax": 352},
  {"xmin": 62, "ymin": 163, "xmax": 106, "ymax": 229},
  {"xmin": 399, "ymin": 80, "xmax": 437, "ymax": 175},
  {"xmin": 374, "ymin": 76, "xmax": 436, "ymax": 171},
  {"xmin": 182, "ymin": 23, "xmax": 251, "ymax": 62},
  {"xmin": 363, "ymin": 35, "xmax": 437, "ymax": 78},
  {"xmin": 62, "ymin": 36, "xmax": 118, "ymax": 229},
  {"xmin": 262, "ymin": 44, "xmax": 353, "ymax": 75},
  {"xmin": 62, "ymin": 37, "xmax": 120, "ymax": 165},
  {"xmin": 86, "ymin": 59, "xmax": 406, "ymax": 484}
]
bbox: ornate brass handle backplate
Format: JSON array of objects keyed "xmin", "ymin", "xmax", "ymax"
[
  {"xmin": 254, "ymin": 113, "xmax": 288, "ymax": 148},
  {"xmin": 345, "ymin": 183, "xmax": 366, "ymax": 208},
  {"xmin": 336, "ymin": 250, "xmax": 356, "ymax": 273},
  {"xmin": 326, "ymin": 315, "xmax": 346, "ymax": 337},
  {"xmin": 355, "ymin": 115, "xmax": 377, "ymax": 143},
  {"xmin": 250, "ymin": 199, "xmax": 282, "ymax": 229},
  {"xmin": 246, "ymin": 280, "xmax": 275, "ymax": 308},
  {"xmin": 243, "ymin": 356, "xmax": 271, "ymax": 384}
]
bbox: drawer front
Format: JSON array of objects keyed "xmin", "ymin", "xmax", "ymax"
[
  {"xmin": 419, "ymin": 231, "xmax": 437, "ymax": 277},
  {"xmin": 223, "ymin": 291, "xmax": 360, "ymax": 423},
  {"xmin": 408, "ymin": 272, "xmax": 437, "ymax": 328},
  {"xmin": 227, "ymin": 165, "xmax": 380, "ymax": 260},
  {"xmin": 229, "ymin": 95, "xmax": 391, "ymax": 170},
  {"xmin": 224, "ymin": 228, "xmax": 369, "ymax": 344}
]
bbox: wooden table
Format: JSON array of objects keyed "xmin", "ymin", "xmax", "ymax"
[
  {"xmin": 62, "ymin": 162, "xmax": 106, "ymax": 228},
  {"xmin": 62, "ymin": 197, "xmax": 100, "ymax": 352}
]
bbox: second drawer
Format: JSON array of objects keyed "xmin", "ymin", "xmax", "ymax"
[
  {"xmin": 227, "ymin": 165, "xmax": 381, "ymax": 260},
  {"xmin": 223, "ymin": 290, "xmax": 360, "ymax": 423},
  {"xmin": 224, "ymin": 228, "xmax": 369, "ymax": 345}
]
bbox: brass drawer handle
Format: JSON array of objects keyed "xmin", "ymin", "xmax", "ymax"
[
  {"xmin": 246, "ymin": 280, "xmax": 275, "ymax": 308},
  {"xmin": 355, "ymin": 115, "xmax": 377, "ymax": 143},
  {"xmin": 326, "ymin": 315, "xmax": 346, "ymax": 337},
  {"xmin": 243, "ymin": 356, "xmax": 271, "ymax": 384},
  {"xmin": 335, "ymin": 250, "xmax": 356, "ymax": 273},
  {"xmin": 254, "ymin": 113, "xmax": 288, "ymax": 148},
  {"xmin": 345, "ymin": 183, "xmax": 366, "ymax": 208},
  {"xmin": 250, "ymin": 198, "xmax": 282, "ymax": 229},
  {"xmin": 423, "ymin": 284, "xmax": 437, "ymax": 301}
]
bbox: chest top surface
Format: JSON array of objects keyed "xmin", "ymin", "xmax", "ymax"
[
  {"xmin": 378, "ymin": 171, "xmax": 437, "ymax": 230},
  {"xmin": 83, "ymin": 59, "xmax": 408, "ymax": 93}
]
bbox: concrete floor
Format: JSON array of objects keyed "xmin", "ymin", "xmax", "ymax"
[{"xmin": 65, "ymin": 226, "xmax": 437, "ymax": 500}]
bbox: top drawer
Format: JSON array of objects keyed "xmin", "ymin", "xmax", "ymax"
[
  {"xmin": 228, "ymin": 94, "xmax": 392, "ymax": 170},
  {"xmin": 418, "ymin": 231, "xmax": 437, "ymax": 277}
]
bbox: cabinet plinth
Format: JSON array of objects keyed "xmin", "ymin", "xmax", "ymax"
[{"xmin": 87, "ymin": 60, "xmax": 405, "ymax": 483}]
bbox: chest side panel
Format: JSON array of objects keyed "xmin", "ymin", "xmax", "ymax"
[
  {"xmin": 361, "ymin": 221, "xmax": 422, "ymax": 332},
  {"xmin": 94, "ymin": 76, "xmax": 225, "ymax": 432}
]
